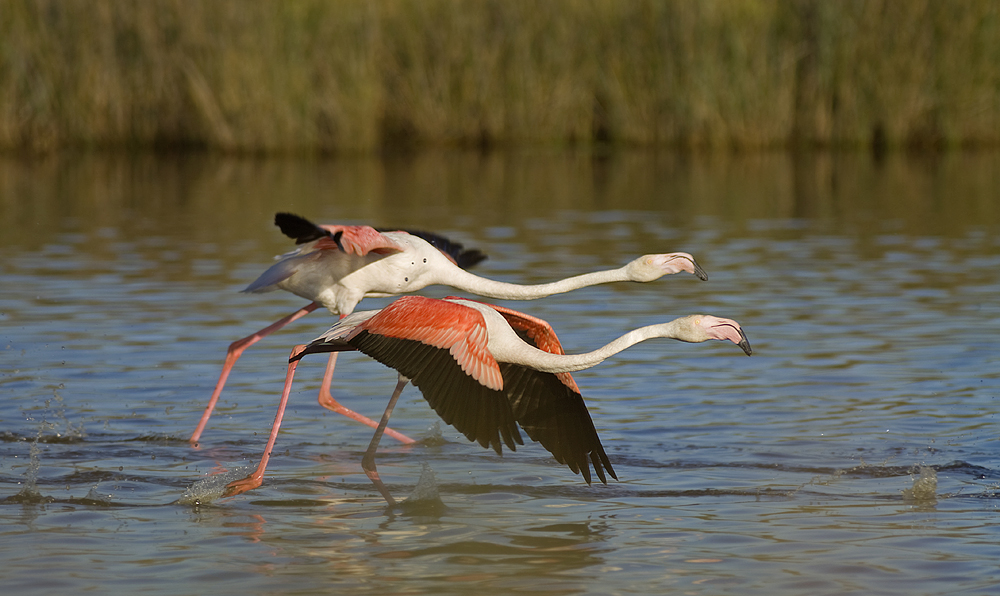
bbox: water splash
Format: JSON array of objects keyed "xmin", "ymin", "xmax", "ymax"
[
  {"xmin": 48, "ymin": 387, "xmax": 86, "ymax": 441},
  {"xmin": 902, "ymin": 465, "xmax": 938, "ymax": 506},
  {"xmin": 178, "ymin": 465, "xmax": 255, "ymax": 506},
  {"xmin": 65, "ymin": 486, "xmax": 116, "ymax": 507},
  {"xmin": 84, "ymin": 486, "xmax": 113, "ymax": 503},
  {"xmin": 399, "ymin": 462, "xmax": 446, "ymax": 516},
  {"xmin": 418, "ymin": 421, "xmax": 446, "ymax": 447},
  {"xmin": 7, "ymin": 435, "xmax": 54, "ymax": 504},
  {"xmin": 7, "ymin": 390, "xmax": 89, "ymax": 504}
]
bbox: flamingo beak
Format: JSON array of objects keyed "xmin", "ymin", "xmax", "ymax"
[
  {"xmin": 690, "ymin": 258, "xmax": 708, "ymax": 281},
  {"xmin": 704, "ymin": 318, "xmax": 752, "ymax": 356},
  {"xmin": 736, "ymin": 328, "xmax": 752, "ymax": 356},
  {"xmin": 664, "ymin": 253, "xmax": 708, "ymax": 281}
]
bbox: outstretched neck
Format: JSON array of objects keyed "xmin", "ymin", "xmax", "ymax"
[
  {"xmin": 502, "ymin": 322, "xmax": 682, "ymax": 373},
  {"xmin": 440, "ymin": 266, "xmax": 631, "ymax": 300}
]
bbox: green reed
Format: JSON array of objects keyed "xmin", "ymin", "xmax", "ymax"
[{"xmin": 2, "ymin": 0, "xmax": 999, "ymax": 153}]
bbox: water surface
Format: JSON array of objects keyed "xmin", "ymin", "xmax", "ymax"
[{"xmin": 2, "ymin": 151, "xmax": 999, "ymax": 594}]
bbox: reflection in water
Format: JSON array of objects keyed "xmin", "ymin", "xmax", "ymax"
[
  {"xmin": 1, "ymin": 151, "xmax": 999, "ymax": 595},
  {"xmin": 3, "ymin": 151, "xmax": 1000, "ymax": 254}
]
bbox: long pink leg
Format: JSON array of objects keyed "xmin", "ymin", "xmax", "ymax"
[
  {"xmin": 362, "ymin": 375, "xmax": 411, "ymax": 508},
  {"xmin": 317, "ymin": 350, "xmax": 416, "ymax": 445},
  {"xmin": 224, "ymin": 345, "xmax": 309, "ymax": 497},
  {"xmin": 190, "ymin": 302, "xmax": 322, "ymax": 445},
  {"xmin": 194, "ymin": 304, "xmax": 414, "ymax": 447}
]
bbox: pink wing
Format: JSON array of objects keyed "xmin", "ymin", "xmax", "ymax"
[
  {"xmin": 315, "ymin": 225, "xmax": 405, "ymax": 256},
  {"xmin": 482, "ymin": 303, "xmax": 582, "ymax": 393},
  {"xmin": 342, "ymin": 296, "xmax": 611, "ymax": 481},
  {"xmin": 244, "ymin": 223, "xmax": 405, "ymax": 293},
  {"xmin": 359, "ymin": 296, "xmax": 503, "ymax": 391}
]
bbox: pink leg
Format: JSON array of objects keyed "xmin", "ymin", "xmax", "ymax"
[
  {"xmin": 317, "ymin": 351, "xmax": 416, "ymax": 445},
  {"xmin": 190, "ymin": 302, "xmax": 322, "ymax": 445},
  {"xmin": 224, "ymin": 345, "xmax": 308, "ymax": 497},
  {"xmin": 362, "ymin": 375, "xmax": 411, "ymax": 508}
]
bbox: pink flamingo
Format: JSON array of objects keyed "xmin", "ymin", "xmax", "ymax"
[
  {"xmin": 222, "ymin": 295, "xmax": 751, "ymax": 506},
  {"xmin": 192, "ymin": 213, "xmax": 708, "ymax": 446}
]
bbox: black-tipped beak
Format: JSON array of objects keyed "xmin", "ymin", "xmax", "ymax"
[
  {"xmin": 692, "ymin": 259, "xmax": 708, "ymax": 281},
  {"xmin": 737, "ymin": 328, "xmax": 752, "ymax": 356}
]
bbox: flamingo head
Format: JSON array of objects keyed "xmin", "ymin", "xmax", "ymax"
[
  {"xmin": 681, "ymin": 315, "xmax": 752, "ymax": 356},
  {"xmin": 625, "ymin": 252, "xmax": 708, "ymax": 282}
]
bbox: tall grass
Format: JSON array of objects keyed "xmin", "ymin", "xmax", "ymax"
[{"xmin": 1, "ymin": 0, "xmax": 999, "ymax": 153}]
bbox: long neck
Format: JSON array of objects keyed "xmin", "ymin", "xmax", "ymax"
[
  {"xmin": 440, "ymin": 266, "xmax": 631, "ymax": 300},
  {"xmin": 502, "ymin": 321, "xmax": 682, "ymax": 373}
]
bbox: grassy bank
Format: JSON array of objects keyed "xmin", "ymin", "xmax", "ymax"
[{"xmin": 2, "ymin": 0, "xmax": 999, "ymax": 153}]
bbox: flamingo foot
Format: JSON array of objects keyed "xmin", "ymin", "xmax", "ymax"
[
  {"xmin": 317, "ymin": 390, "xmax": 417, "ymax": 445},
  {"xmin": 223, "ymin": 474, "xmax": 263, "ymax": 498}
]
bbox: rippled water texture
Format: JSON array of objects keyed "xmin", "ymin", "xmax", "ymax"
[{"xmin": 2, "ymin": 151, "xmax": 999, "ymax": 594}]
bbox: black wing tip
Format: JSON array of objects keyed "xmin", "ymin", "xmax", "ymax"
[
  {"xmin": 393, "ymin": 228, "xmax": 489, "ymax": 271},
  {"xmin": 274, "ymin": 212, "xmax": 328, "ymax": 244},
  {"xmin": 577, "ymin": 450, "xmax": 616, "ymax": 486},
  {"xmin": 564, "ymin": 452, "xmax": 615, "ymax": 486},
  {"xmin": 291, "ymin": 338, "xmax": 354, "ymax": 361},
  {"xmin": 501, "ymin": 423, "xmax": 523, "ymax": 452},
  {"xmin": 479, "ymin": 434, "xmax": 505, "ymax": 456},
  {"xmin": 457, "ymin": 249, "xmax": 489, "ymax": 270},
  {"xmin": 593, "ymin": 450, "xmax": 617, "ymax": 484},
  {"xmin": 274, "ymin": 212, "xmax": 310, "ymax": 229}
]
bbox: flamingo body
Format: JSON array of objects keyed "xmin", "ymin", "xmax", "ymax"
[
  {"xmin": 298, "ymin": 296, "xmax": 751, "ymax": 489},
  {"xmin": 244, "ymin": 217, "xmax": 488, "ymax": 315},
  {"xmin": 307, "ymin": 296, "xmax": 610, "ymax": 480}
]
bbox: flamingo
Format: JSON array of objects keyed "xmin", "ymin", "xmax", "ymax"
[
  {"xmin": 192, "ymin": 213, "xmax": 709, "ymax": 446},
  {"xmin": 222, "ymin": 295, "xmax": 751, "ymax": 506}
]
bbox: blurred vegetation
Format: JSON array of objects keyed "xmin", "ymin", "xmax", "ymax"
[{"xmin": 2, "ymin": 0, "xmax": 999, "ymax": 153}]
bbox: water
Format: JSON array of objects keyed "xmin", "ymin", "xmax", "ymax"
[{"xmin": 1, "ymin": 151, "xmax": 999, "ymax": 595}]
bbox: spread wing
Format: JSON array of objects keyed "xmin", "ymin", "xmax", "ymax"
[
  {"xmin": 300, "ymin": 296, "xmax": 616, "ymax": 484},
  {"xmin": 484, "ymin": 303, "xmax": 614, "ymax": 484},
  {"xmin": 277, "ymin": 213, "xmax": 487, "ymax": 268},
  {"xmin": 344, "ymin": 296, "xmax": 521, "ymax": 455},
  {"xmin": 275, "ymin": 212, "xmax": 405, "ymax": 255},
  {"xmin": 244, "ymin": 214, "xmax": 406, "ymax": 293},
  {"xmin": 500, "ymin": 363, "xmax": 616, "ymax": 484}
]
